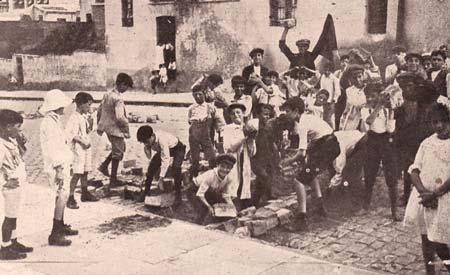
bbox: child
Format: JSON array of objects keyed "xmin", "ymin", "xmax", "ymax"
[
  {"xmin": 222, "ymin": 103, "xmax": 256, "ymax": 210},
  {"xmin": 40, "ymin": 89, "xmax": 78, "ymax": 246},
  {"xmin": 242, "ymin": 47, "xmax": 269, "ymax": 90},
  {"xmin": 334, "ymin": 54, "xmax": 350, "ymax": 80},
  {"xmin": 340, "ymin": 64, "xmax": 367, "ymax": 131},
  {"xmin": 249, "ymin": 104, "xmax": 278, "ymax": 207},
  {"xmin": 319, "ymin": 62, "xmax": 341, "ymax": 106},
  {"xmin": 360, "ymin": 84, "xmax": 399, "ymax": 221},
  {"xmin": 150, "ymin": 70, "xmax": 160, "ymax": 94},
  {"xmin": 384, "ymin": 45, "xmax": 407, "ymax": 85},
  {"xmin": 280, "ymin": 97, "xmax": 341, "ymax": 230},
  {"xmin": 159, "ymin": 64, "xmax": 168, "ymax": 87},
  {"xmin": 65, "ymin": 92, "xmax": 99, "ymax": 209},
  {"xmin": 186, "ymin": 154, "xmax": 236, "ymax": 225},
  {"xmin": 188, "ymin": 84, "xmax": 217, "ymax": 177},
  {"xmin": 253, "ymin": 71, "xmax": 285, "ymax": 116},
  {"xmin": 229, "ymin": 76, "xmax": 252, "ymax": 121},
  {"xmin": 0, "ymin": 110, "xmax": 33, "ymax": 260},
  {"xmin": 136, "ymin": 125, "xmax": 186, "ymax": 205},
  {"xmin": 97, "ymin": 73, "xmax": 133, "ymax": 192},
  {"xmin": 314, "ymin": 89, "xmax": 335, "ymax": 129},
  {"xmin": 404, "ymin": 103, "xmax": 450, "ymax": 275}
]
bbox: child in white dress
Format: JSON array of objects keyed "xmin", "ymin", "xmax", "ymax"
[{"xmin": 404, "ymin": 103, "xmax": 450, "ymax": 274}]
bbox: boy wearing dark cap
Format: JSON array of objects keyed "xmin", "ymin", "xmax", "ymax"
[
  {"xmin": 97, "ymin": 73, "xmax": 133, "ymax": 192},
  {"xmin": 385, "ymin": 45, "xmax": 407, "ymax": 85},
  {"xmin": 405, "ymin": 52, "xmax": 427, "ymax": 80},
  {"xmin": 65, "ymin": 92, "xmax": 98, "ymax": 209},
  {"xmin": 242, "ymin": 48, "xmax": 269, "ymax": 82},
  {"xmin": 186, "ymin": 154, "xmax": 236, "ymax": 224},
  {"xmin": 279, "ymin": 24, "xmax": 318, "ymax": 70},
  {"xmin": 136, "ymin": 125, "xmax": 186, "ymax": 205},
  {"xmin": 429, "ymin": 50, "xmax": 448, "ymax": 97}
]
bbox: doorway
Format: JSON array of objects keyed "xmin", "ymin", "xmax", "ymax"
[{"xmin": 156, "ymin": 16, "xmax": 176, "ymax": 81}]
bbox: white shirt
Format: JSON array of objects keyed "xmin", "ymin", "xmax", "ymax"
[
  {"xmin": 147, "ymin": 130, "xmax": 180, "ymax": 178},
  {"xmin": 431, "ymin": 70, "xmax": 441, "ymax": 82},
  {"xmin": 253, "ymin": 65, "xmax": 261, "ymax": 77},
  {"xmin": 65, "ymin": 112, "xmax": 90, "ymax": 151},
  {"xmin": 319, "ymin": 73, "xmax": 341, "ymax": 103},
  {"xmin": 188, "ymin": 103, "xmax": 210, "ymax": 122},
  {"xmin": 194, "ymin": 168, "xmax": 233, "ymax": 199},
  {"xmin": 385, "ymin": 63, "xmax": 398, "ymax": 84},
  {"xmin": 361, "ymin": 107, "xmax": 395, "ymax": 133},
  {"xmin": 293, "ymin": 114, "xmax": 333, "ymax": 150},
  {"xmin": 254, "ymin": 84, "xmax": 285, "ymax": 114},
  {"xmin": 0, "ymin": 137, "xmax": 26, "ymax": 189}
]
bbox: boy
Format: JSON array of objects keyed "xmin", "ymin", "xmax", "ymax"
[
  {"xmin": 340, "ymin": 64, "xmax": 367, "ymax": 131},
  {"xmin": 314, "ymin": 89, "xmax": 334, "ymax": 128},
  {"xmin": 136, "ymin": 125, "xmax": 186, "ymax": 205},
  {"xmin": 242, "ymin": 48, "xmax": 269, "ymax": 84},
  {"xmin": 188, "ymin": 84, "xmax": 217, "ymax": 178},
  {"xmin": 249, "ymin": 104, "xmax": 278, "ymax": 207},
  {"xmin": 228, "ymin": 76, "xmax": 252, "ymax": 121},
  {"xmin": 0, "ymin": 110, "xmax": 33, "ymax": 260},
  {"xmin": 186, "ymin": 154, "xmax": 236, "ymax": 225},
  {"xmin": 360, "ymin": 84, "xmax": 399, "ymax": 221},
  {"xmin": 280, "ymin": 97, "xmax": 341, "ymax": 230},
  {"xmin": 429, "ymin": 50, "xmax": 447, "ymax": 97},
  {"xmin": 384, "ymin": 45, "xmax": 407, "ymax": 85},
  {"xmin": 253, "ymin": 71, "xmax": 285, "ymax": 116},
  {"xmin": 334, "ymin": 54, "xmax": 350, "ymax": 80},
  {"xmin": 40, "ymin": 89, "xmax": 78, "ymax": 246},
  {"xmin": 65, "ymin": 92, "xmax": 99, "ymax": 209},
  {"xmin": 97, "ymin": 73, "xmax": 133, "ymax": 191}
]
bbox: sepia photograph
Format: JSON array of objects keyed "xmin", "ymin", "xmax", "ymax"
[{"xmin": 1, "ymin": 0, "xmax": 450, "ymax": 274}]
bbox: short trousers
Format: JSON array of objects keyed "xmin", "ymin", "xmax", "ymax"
[
  {"xmin": 2, "ymin": 187, "xmax": 21, "ymax": 218},
  {"xmin": 71, "ymin": 146, "xmax": 92, "ymax": 174},
  {"xmin": 107, "ymin": 134, "xmax": 126, "ymax": 160}
]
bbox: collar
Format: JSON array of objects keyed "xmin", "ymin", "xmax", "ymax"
[{"xmin": 213, "ymin": 168, "xmax": 226, "ymax": 182}]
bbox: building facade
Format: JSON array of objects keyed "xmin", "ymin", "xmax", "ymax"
[{"xmin": 105, "ymin": 0, "xmax": 400, "ymax": 89}]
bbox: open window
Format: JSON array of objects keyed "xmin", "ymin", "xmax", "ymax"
[
  {"xmin": 121, "ymin": 0, "xmax": 133, "ymax": 27},
  {"xmin": 269, "ymin": 0, "xmax": 297, "ymax": 27}
]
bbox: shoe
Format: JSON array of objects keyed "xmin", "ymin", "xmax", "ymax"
[
  {"xmin": 81, "ymin": 191, "xmax": 99, "ymax": 202},
  {"xmin": 0, "ymin": 245, "xmax": 27, "ymax": 260},
  {"xmin": 48, "ymin": 233, "xmax": 72, "ymax": 246},
  {"xmin": 62, "ymin": 224, "xmax": 79, "ymax": 236},
  {"xmin": 98, "ymin": 165, "xmax": 109, "ymax": 177},
  {"xmin": 66, "ymin": 197, "xmax": 79, "ymax": 209},
  {"xmin": 10, "ymin": 239, "xmax": 33, "ymax": 253}
]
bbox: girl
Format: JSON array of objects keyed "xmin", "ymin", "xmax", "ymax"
[{"xmin": 404, "ymin": 103, "xmax": 450, "ymax": 275}]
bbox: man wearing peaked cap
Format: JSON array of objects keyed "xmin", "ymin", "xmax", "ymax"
[
  {"xmin": 242, "ymin": 47, "xmax": 269, "ymax": 84},
  {"xmin": 279, "ymin": 23, "xmax": 317, "ymax": 70}
]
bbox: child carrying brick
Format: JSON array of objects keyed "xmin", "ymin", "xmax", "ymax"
[
  {"xmin": 0, "ymin": 110, "xmax": 33, "ymax": 260},
  {"xmin": 65, "ymin": 92, "xmax": 99, "ymax": 209},
  {"xmin": 188, "ymin": 84, "xmax": 217, "ymax": 178},
  {"xmin": 360, "ymin": 83, "xmax": 399, "ymax": 221},
  {"xmin": 136, "ymin": 125, "xmax": 186, "ymax": 205},
  {"xmin": 186, "ymin": 154, "xmax": 236, "ymax": 225},
  {"xmin": 97, "ymin": 73, "xmax": 133, "ymax": 192},
  {"xmin": 40, "ymin": 89, "xmax": 78, "ymax": 246},
  {"xmin": 252, "ymin": 71, "xmax": 285, "ymax": 116}
]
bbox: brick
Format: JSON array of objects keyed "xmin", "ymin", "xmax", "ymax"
[
  {"xmin": 238, "ymin": 206, "xmax": 256, "ymax": 217},
  {"xmin": 265, "ymin": 216, "xmax": 279, "ymax": 231},
  {"xmin": 123, "ymin": 159, "xmax": 137, "ymax": 168},
  {"xmin": 248, "ymin": 220, "xmax": 268, "ymax": 236},
  {"xmin": 276, "ymin": 208, "xmax": 293, "ymax": 225},
  {"xmin": 237, "ymin": 216, "xmax": 252, "ymax": 227},
  {"xmin": 144, "ymin": 192, "xmax": 175, "ymax": 207},
  {"xmin": 234, "ymin": 226, "xmax": 250, "ymax": 238},
  {"xmin": 264, "ymin": 201, "xmax": 287, "ymax": 212},
  {"xmin": 222, "ymin": 218, "xmax": 238, "ymax": 233},
  {"xmin": 213, "ymin": 203, "xmax": 237, "ymax": 218},
  {"xmin": 253, "ymin": 207, "xmax": 277, "ymax": 220},
  {"xmin": 284, "ymin": 197, "xmax": 298, "ymax": 209},
  {"xmin": 123, "ymin": 185, "xmax": 142, "ymax": 200}
]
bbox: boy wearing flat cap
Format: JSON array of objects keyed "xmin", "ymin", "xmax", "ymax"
[
  {"xmin": 279, "ymin": 24, "xmax": 318, "ymax": 70},
  {"xmin": 242, "ymin": 48, "xmax": 269, "ymax": 82},
  {"xmin": 340, "ymin": 64, "xmax": 367, "ymax": 131},
  {"xmin": 186, "ymin": 154, "xmax": 237, "ymax": 224},
  {"xmin": 385, "ymin": 45, "xmax": 407, "ymax": 85}
]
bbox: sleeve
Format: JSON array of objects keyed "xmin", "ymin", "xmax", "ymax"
[
  {"xmin": 187, "ymin": 105, "xmax": 193, "ymax": 123},
  {"xmin": 333, "ymin": 75, "xmax": 341, "ymax": 102},
  {"xmin": 408, "ymin": 141, "xmax": 426, "ymax": 174},
  {"xmin": 279, "ymin": 40, "xmax": 295, "ymax": 62},
  {"xmin": 296, "ymin": 122, "xmax": 308, "ymax": 150},
  {"xmin": 64, "ymin": 115, "xmax": 79, "ymax": 144},
  {"xmin": 114, "ymin": 98, "xmax": 130, "ymax": 134},
  {"xmin": 210, "ymin": 105, "xmax": 225, "ymax": 132},
  {"xmin": 40, "ymin": 120, "xmax": 65, "ymax": 168},
  {"xmin": 194, "ymin": 171, "xmax": 213, "ymax": 197},
  {"xmin": 158, "ymin": 138, "xmax": 171, "ymax": 178}
]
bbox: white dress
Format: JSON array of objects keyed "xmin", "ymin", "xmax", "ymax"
[{"xmin": 404, "ymin": 134, "xmax": 450, "ymax": 245}]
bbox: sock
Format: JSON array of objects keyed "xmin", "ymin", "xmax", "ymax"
[
  {"xmin": 2, "ymin": 217, "xmax": 13, "ymax": 246},
  {"xmin": 110, "ymin": 159, "xmax": 119, "ymax": 184},
  {"xmin": 51, "ymin": 219, "xmax": 60, "ymax": 235}
]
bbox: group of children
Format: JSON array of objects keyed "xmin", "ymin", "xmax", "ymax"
[{"xmin": 2, "ymin": 44, "xmax": 450, "ymax": 273}]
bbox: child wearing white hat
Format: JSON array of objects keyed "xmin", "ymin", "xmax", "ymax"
[{"xmin": 39, "ymin": 89, "xmax": 78, "ymax": 246}]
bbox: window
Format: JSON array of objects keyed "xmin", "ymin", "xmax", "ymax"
[
  {"xmin": 270, "ymin": 0, "xmax": 297, "ymax": 26},
  {"xmin": 121, "ymin": 0, "xmax": 133, "ymax": 27},
  {"xmin": 368, "ymin": 0, "xmax": 387, "ymax": 34}
]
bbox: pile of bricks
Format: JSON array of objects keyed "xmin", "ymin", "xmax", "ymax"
[{"xmin": 206, "ymin": 194, "xmax": 299, "ymax": 237}]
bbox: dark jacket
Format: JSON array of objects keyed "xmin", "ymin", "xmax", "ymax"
[
  {"xmin": 242, "ymin": 64, "xmax": 269, "ymax": 81},
  {"xmin": 279, "ymin": 40, "xmax": 318, "ymax": 70}
]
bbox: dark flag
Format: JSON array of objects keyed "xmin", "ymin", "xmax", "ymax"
[{"xmin": 312, "ymin": 14, "xmax": 338, "ymax": 64}]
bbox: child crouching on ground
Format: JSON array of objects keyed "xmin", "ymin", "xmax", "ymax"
[
  {"xmin": 186, "ymin": 154, "xmax": 236, "ymax": 225},
  {"xmin": 404, "ymin": 103, "xmax": 450, "ymax": 275},
  {"xmin": 0, "ymin": 110, "xmax": 33, "ymax": 260},
  {"xmin": 65, "ymin": 92, "xmax": 99, "ymax": 209}
]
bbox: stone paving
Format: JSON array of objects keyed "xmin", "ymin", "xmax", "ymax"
[{"xmin": 2, "ymin": 99, "xmax": 445, "ymax": 274}]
